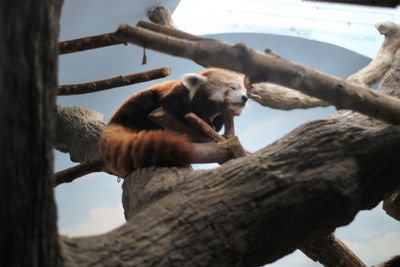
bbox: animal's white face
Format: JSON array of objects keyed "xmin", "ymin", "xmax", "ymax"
[{"xmin": 182, "ymin": 69, "xmax": 248, "ymax": 115}]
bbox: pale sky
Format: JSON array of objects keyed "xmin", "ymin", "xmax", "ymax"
[{"xmin": 56, "ymin": 1, "xmax": 400, "ymax": 266}]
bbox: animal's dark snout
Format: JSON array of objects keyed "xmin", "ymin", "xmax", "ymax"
[{"xmin": 242, "ymin": 95, "xmax": 248, "ymax": 103}]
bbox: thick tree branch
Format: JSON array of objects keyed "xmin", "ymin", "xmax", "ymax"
[
  {"xmin": 61, "ymin": 109, "xmax": 400, "ymax": 266},
  {"xmin": 115, "ymin": 23, "xmax": 400, "ymax": 124},
  {"xmin": 301, "ymin": 234, "xmax": 366, "ymax": 267},
  {"xmin": 137, "ymin": 21, "xmax": 200, "ymax": 41},
  {"xmin": 55, "ymin": 106, "xmax": 105, "ymax": 163},
  {"xmin": 59, "ymin": 43, "xmax": 400, "ymax": 267},
  {"xmin": 383, "ymin": 191, "xmax": 400, "ymax": 221},
  {"xmin": 348, "ymin": 22, "xmax": 400, "ymax": 87},
  {"xmin": 0, "ymin": 0, "xmax": 62, "ymax": 266},
  {"xmin": 372, "ymin": 255, "xmax": 400, "ymax": 267},
  {"xmin": 58, "ymin": 67, "xmax": 171, "ymax": 95},
  {"xmin": 250, "ymin": 82, "xmax": 329, "ymax": 109}
]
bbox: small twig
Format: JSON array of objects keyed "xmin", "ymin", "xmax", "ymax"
[
  {"xmin": 58, "ymin": 67, "xmax": 171, "ymax": 95},
  {"xmin": 59, "ymin": 32, "xmax": 121, "ymax": 54},
  {"xmin": 148, "ymin": 108, "xmax": 211, "ymax": 143},
  {"xmin": 184, "ymin": 113, "xmax": 225, "ymax": 142},
  {"xmin": 55, "ymin": 159, "xmax": 104, "ymax": 187}
]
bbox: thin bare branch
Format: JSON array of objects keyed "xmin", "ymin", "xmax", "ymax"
[
  {"xmin": 184, "ymin": 113, "xmax": 225, "ymax": 142},
  {"xmin": 148, "ymin": 107, "xmax": 211, "ymax": 143},
  {"xmin": 59, "ymin": 32, "xmax": 121, "ymax": 54},
  {"xmin": 55, "ymin": 159, "xmax": 104, "ymax": 186},
  {"xmin": 58, "ymin": 67, "xmax": 171, "ymax": 95},
  {"xmin": 115, "ymin": 23, "xmax": 400, "ymax": 124}
]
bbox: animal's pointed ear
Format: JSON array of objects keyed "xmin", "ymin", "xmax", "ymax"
[{"xmin": 181, "ymin": 73, "xmax": 208, "ymax": 90}]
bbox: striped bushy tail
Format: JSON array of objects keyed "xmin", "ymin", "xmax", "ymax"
[{"xmin": 99, "ymin": 124, "xmax": 193, "ymax": 176}]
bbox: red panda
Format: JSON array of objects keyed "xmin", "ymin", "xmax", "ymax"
[{"xmin": 99, "ymin": 68, "xmax": 248, "ymax": 176}]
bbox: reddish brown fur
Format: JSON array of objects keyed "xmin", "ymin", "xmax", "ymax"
[
  {"xmin": 100, "ymin": 124, "xmax": 192, "ymax": 176},
  {"xmin": 99, "ymin": 68, "xmax": 245, "ymax": 176}
]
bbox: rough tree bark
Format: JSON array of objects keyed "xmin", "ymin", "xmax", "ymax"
[
  {"xmin": 58, "ymin": 42, "xmax": 400, "ymax": 267},
  {"xmin": 0, "ymin": 0, "xmax": 62, "ymax": 266}
]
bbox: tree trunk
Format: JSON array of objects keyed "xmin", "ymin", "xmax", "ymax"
[{"xmin": 0, "ymin": 0, "xmax": 63, "ymax": 266}]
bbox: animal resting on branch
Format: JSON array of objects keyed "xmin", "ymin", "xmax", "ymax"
[{"xmin": 55, "ymin": 7, "xmax": 400, "ymax": 267}]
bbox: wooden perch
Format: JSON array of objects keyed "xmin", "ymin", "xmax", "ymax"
[
  {"xmin": 348, "ymin": 22, "xmax": 400, "ymax": 87},
  {"xmin": 58, "ymin": 67, "xmax": 171, "ymax": 95},
  {"xmin": 59, "ymin": 32, "xmax": 121, "ymax": 54},
  {"xmin": 55, "ymin": 159, "xmax": 104, "ymax": 186},
  {"xmin": 115, "ymin": 22, "xmax": 400, "ymax": 125}
]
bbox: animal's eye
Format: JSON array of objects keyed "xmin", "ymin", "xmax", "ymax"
[{"xmin": 229, "ymin": 85, "xmax": 236, "ymax": 90}]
